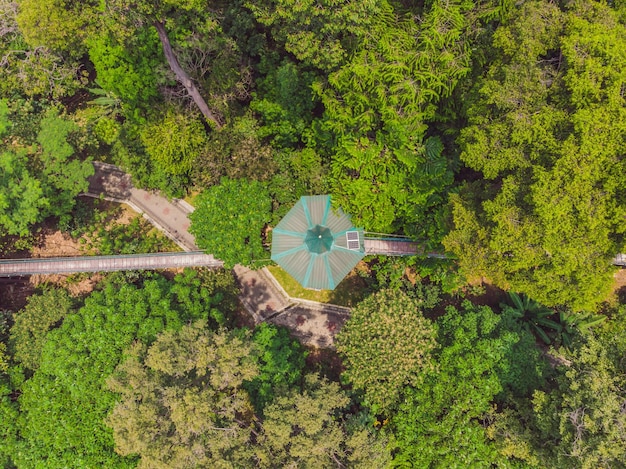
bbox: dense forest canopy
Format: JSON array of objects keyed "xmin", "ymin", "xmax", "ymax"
[{"xmin": 1, "ymin": 0, "xmax": 626, "ymax": 467}]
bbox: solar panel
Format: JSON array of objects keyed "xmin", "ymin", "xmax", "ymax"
[{"xmin": 346, "ymin": 231, "xmax": 360, "ymax": 250}]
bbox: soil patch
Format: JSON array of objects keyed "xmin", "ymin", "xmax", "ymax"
[
  {"xmin": 31, "ymin": 230, "xmax": 83, "ymax": 258},
  {"xmin": 304, "ymin": 347, "xmax": 344, "ymax": 383}
]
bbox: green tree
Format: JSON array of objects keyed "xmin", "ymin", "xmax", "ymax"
[
  {"xmin": 10, "ymin": 273, "xmax": 221, "ymax": 468},
  {"xmin": 106, "ymin": 321, "xmax": 260, "ymax": 468},
  {"xmin": 140, "ymin": 106, "xmax": 206, "ymax": 176},
  {"xmin": 0, "ymin": 2, "xmax": 83, "ymax": 98},
  {"xmin": 36, "ymin": 111, "xmax": 95, "ymax": 223},
  {"xmin": 390, "ymin": 301, "xmax": 519, "ymax": 467},
  {"xmin": 244, "ymin": 323, "xmax": 307, "ymax": 412},
  {"xmin": 444, "ymin": 0, "xmax": 626, "ymax": 310},
  {"xmin": 490, "ymin": 332, "xmax": 626, "ymax": 468},
  {"xmin": 189, "ymin": 177, "xmax": 272, "ymax": 269},
  {"xmin": 192, "ymin": 114, "xmax": 277, "ymax": 188},
  {"xmin": 336, "ymin": 289, "xmax": 437, "ymax": 412},
  {"xmin": 16, "ymin": 0, "xmax": 96, "ymax": 55},
  {"xmin": 246, "ymin": 0, "xmax": 386, "ymax": 71},
  {"xmin": 315, "ymin": 1, "xmax": 480, "ymax": 236},
  {"xmin": 9, "ymin": 287, "xmax": 74, "ymax": 371},
  {"xmin": 0, "ymin": 151, "xmax": 47, "ymax": 236},
  {"xmin": 250, "ymin": 59, "xmax": 318, "ymax": 148},
  {"xmin": 85, "ymin": 30, "xmax": 162, "ymax": 109},
  {"xmin": 256, "ymin": 374, "xmax": 390, "ymax": 468}
]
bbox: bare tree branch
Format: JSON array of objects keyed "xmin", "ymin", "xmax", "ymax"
[{"xmin": 153, "ymin": 21, "xmax": 222, "ymax": 129}]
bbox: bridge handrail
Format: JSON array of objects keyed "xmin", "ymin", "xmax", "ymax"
[{"xmin": 0, "ymin": 251, "xmax": 212, "ymax": 264}]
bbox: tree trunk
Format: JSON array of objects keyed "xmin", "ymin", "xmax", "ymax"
[{"xmin": 153, "ymin": 21, "xmax": 222, "ymax": 129}]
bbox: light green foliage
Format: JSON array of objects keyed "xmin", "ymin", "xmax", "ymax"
[
  {"xmin": 0, "ymin": 100, "xmax": 9, "ymax": 136},
  {"xmin": 445, "ymin": 1, "xmax": 626, "ymax": 310},
  {"xmin": 190, "ymin": 177, "xmax": 272, "ymax": 269},
  {"xmin": 10, "ymin": 274, "xmax": 221, "ymax": 468},
  {"xmin": 245, "ymin": 323, "xmax": 306, "ymax": 411},
  {"xmin": 9, "ymin": 287, "xmax": 74, "ymax": 371},
  {"xmin": 317, "ymin": 1, "xmax": 472, "ymax": 234},
  {"xmin": 0, "ymin": 151, "xmax": 47, "ymax": 236},
  {"xmin": 36, "ymin": 112, "xmax": 95, "ymax": 221},
  {"xmin": 257, "ymin": 373, "xmax": 390, "ymax": 468},
  {"xmin": 141, "ymin": 106, "xmax": 206, "ymax": 176},
  {"xmin": 106, "ymin": 321, "xmax": 259, "ymax": 468},
  {"xmin": 391, "ymin": 302, "xmax": 518, "ymax": 467},
  {"xmin": 336, "ymin": 289, "xmax": 437, "ymax": 412},
  {"xmin": 246, "ymin": 0, "xmax": 386, "ymax": 71},
  {"xmin": 0, "ymin": 2, "xmax": 83, "ymax": 98},
  {"xmin": 16, "ymin": 0, "xmax": 95, "ymax": 54},
  {"xmin": 86, "ymin": 30, "xmax": 161, "ymax": 108}
]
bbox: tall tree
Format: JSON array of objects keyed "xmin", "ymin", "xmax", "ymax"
[
  {"xmin": 0, "ymin": 151, "xmax": 46, "ymax": 236},
  {"xmin": 106, "ymin": 321, "xmax": 260, "ymax": 468},
  {"xmin": 336, "ymin": 289, "xmax": 437, "ymax": 413},
  {"xmin": 444, "ymin": 0, "xmax": 626, "ymax": 310},
  {"xmin": 9, "ymin": 287, "xmax": 74, "ymax": 371},
  {"xmin": 189, "ymin": 178, "xmax": 272, "ymax": 269},
  {"xmin": 9, "ymin": 273, "xmax": 222, "ymax": 468},
  {"xmin": 390, "ymin": 301, "xmax": 520, "ymax": 467},
  {"xmin": 256, "ymin": 373, "xmax": 390, "ymax": 468}
]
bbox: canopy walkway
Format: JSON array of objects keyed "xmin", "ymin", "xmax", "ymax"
[
  {"xmin": 363, "ymin": 236, "xmax": 626, "ymax": 267},
  {"xmin": 363, "ymin": 236, "xmax": 446, "ymax": 258},
  {"xmin": 0, "ymin": 252, "xmax": 222, "ymax": 277}
]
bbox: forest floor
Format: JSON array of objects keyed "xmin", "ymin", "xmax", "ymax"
[{"xmin": 14, "ymin": 200, "xmax": 140, "ymax": 298}]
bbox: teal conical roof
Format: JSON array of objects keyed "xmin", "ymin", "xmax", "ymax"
[{"xmin": 271, "ymin": 195, "xmax": 364, "ymax": 290}]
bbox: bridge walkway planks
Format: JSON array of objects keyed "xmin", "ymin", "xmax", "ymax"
[{"xmin": 0, "ymin": 252, "xmax": 222, "ymax": 277}]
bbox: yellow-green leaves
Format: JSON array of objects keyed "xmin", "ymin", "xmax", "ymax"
[{"xmin": 337, "ymin": 289, "xmax": 437, "ymax": 412}]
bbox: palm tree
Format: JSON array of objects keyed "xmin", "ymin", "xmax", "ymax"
[
  {"xmin": 557, "ymin": 310, "xmax": 606, "ymax": 349},
  {"xmin": 503, "ymin": 292, "xmax": 561, "ymax": 344}
]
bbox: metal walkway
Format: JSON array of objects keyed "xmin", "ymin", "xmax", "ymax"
[
  {"xmin": 363, "ymin": 237, "xmax": 447, "ymax": 258},
  {"xmin": 0, "ymin": 252, "xmax": 222, "ymax": 277},
  {"xmin": 364, "ymin": 237, "xmax": 419, "ymax": 256}
]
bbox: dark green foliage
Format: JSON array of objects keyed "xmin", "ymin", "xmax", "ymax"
[
  {"xmin": 7, "ymin": 273, "xmax": 223, "ymax": 468},
  {"xmin": 491, "ymin": 331, "xmax": 626, "ymax": 468},
  {"xmin": 267, "ymin": 147, "xmax": 327, "ymax": 224},
  {"xmin": 245, "ymin": 323, "xmax": 307, "ymax": 412},
  {"xmin": 251, "ymin": 60, "xmax": 318, "ymax": 147},
  {"xmin": 192, "ymin": 115, "xmax": 278, "ymax": 188},
  {"xmin": 390, "ymin": 302, "xmax": 518, "ymax": 467},
  {"xmin": 190, "ymin": 177, "xmax": 272, "ymax": 269},
  {"xmin": 503, "ymin": 292, "xmax": 561, "ymax": 344}
]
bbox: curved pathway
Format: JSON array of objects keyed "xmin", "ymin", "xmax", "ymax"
[{"xmin": 84, "ymin": 162, "xmax": 349, "ymax": 347}]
